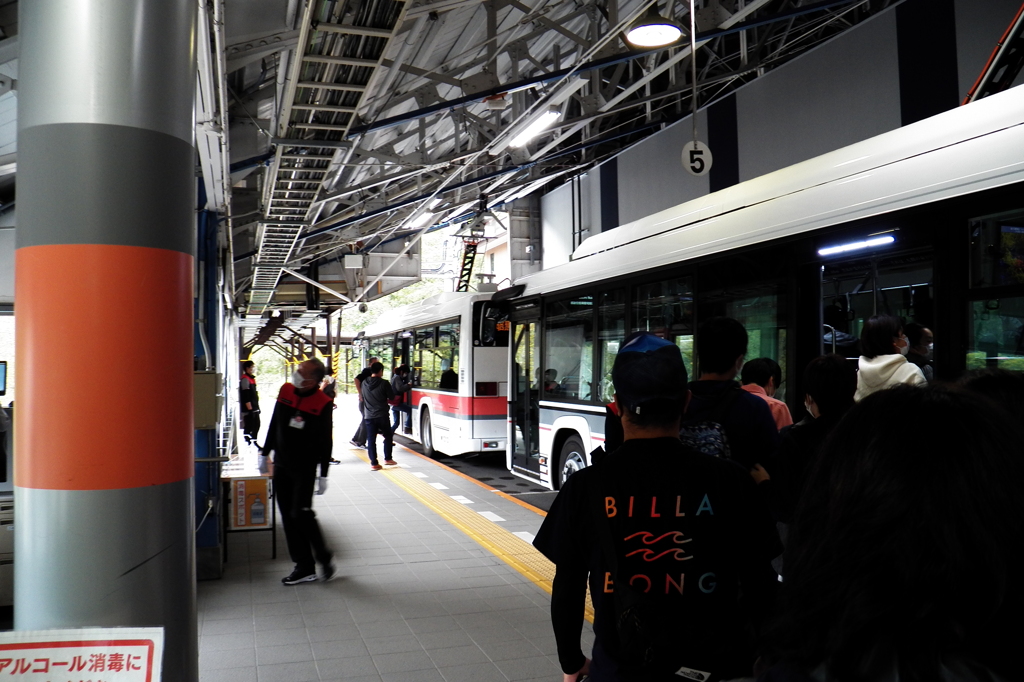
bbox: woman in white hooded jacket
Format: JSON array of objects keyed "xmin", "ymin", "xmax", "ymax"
[{"xmin": 855, "ymin": 314, "xmax": 927, "ymax": 401}]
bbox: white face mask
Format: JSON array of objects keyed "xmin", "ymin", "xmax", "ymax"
[
  {"xmin": 804, "ymin": 400, "xmax": 816, "ymax": 418},
  {"xmin": 898, "ymin": 343, "xmax": 910, "ymax": 356},
  {"xmin": 291, "ymin": 370, "xmax": 306, "ymax": 388}
]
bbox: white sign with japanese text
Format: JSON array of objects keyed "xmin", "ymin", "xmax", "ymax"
[{"xmin": 0, "ymin": 627, "xmax": 163, "ymax": 681}]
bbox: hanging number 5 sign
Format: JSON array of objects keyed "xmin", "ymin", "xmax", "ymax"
[{"xmin": 683, "ymin": 140, "xmax": 712, "ymax": 176}]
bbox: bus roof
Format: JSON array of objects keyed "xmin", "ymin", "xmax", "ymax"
[
  {"xmin": 514, "ymin": 84, "xmax": 1024, "ymax": 298},
  {"xmin": 360, "ymin": 290, "xmax": 494, "ymax": 337}
]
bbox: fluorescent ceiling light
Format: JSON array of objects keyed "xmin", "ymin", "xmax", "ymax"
[
  {"xmin": 509, "ymin": 107, "xmax": 561, "ymax": 148},
  {"xmin": 817, "ymin": 235, "xmax": 895, "ymax": 256},
  {"xmin": 626, "ymin": 5, "xmax": 683, "ymax": 48}
]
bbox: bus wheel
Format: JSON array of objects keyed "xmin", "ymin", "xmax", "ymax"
[
  {"xmin": 558, "ymin": 436, "xmax": 586, "ymax": 489},
  {"xmin": 421, "ymin": 409, "xmax": 436, "ymax": 458}
]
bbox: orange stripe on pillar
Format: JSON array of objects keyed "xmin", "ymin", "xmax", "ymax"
[{"xmin": 15, "ymin": 244, "xmax": 194, "ymax": 490}]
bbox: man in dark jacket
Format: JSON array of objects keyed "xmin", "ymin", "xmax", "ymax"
[
  {"xmin": 239, "ymin": 360, "xmax": 260, "ymax": 445},
  {"xmin": 685, "ymin": 317, "xmax": 779, "ymax": 471},
  {"xmin": 390, "ymin": 365, "xmax": 413, "ymax": 434},
  {"xmin": 361, "ymin": 361, "xmax": 397, "ymax": 470},
  {"xmin": 349, "ymin": 355, "xmax": 379, "ymax": 448},
  {"xmin": 752, "ymin": 353, "xmax": 857, "ymax": 524},
  {"xmin": 264, "ymin": 358, "xmax": 334, "ymax": 585}
]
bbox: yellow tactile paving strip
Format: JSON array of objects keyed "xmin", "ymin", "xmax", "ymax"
[{"xmin": 351, "ymin": 448, "xmax": 594, "ymax": 622}]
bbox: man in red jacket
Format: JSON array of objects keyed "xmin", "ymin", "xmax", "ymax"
[{"xmin": 264, "ymin": 358, "xmax": 335, "ymax": 585}]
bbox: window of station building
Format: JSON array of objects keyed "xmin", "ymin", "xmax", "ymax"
[
  {"xmin": 970, "ymin": 209, "xmax": 1024, "ymax": 288},
  {"xmin": 632, "ymin": 277, "xmax": 694, "ymax": 379},
  {"xmin": 340, "ymin": 348, "xmax": 363, "ymax": 394},
  {"xmin": 967, "ymin": 297, "xmax": 1024, "ymax": 371},
  {"xmin": 597, "ymin": 289, "xmax": 626, "ymax": 403},
  {"xmin": 543, "ymin": 295, "xmax": 594, "ymax": 400}
]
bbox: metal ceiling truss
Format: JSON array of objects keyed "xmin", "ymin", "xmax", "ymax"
[
  {"xmin": 241, "ymin": 0, "xmax": 897, "ymax": 344},
  {"xmin": 246, "ymin": 0, "xmax": 405, "ymax": 320}
]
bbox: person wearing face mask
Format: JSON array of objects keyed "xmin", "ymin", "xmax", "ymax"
[
  {"xmin": 263, "ymin": 358, "xmax": 335, "ymax": 585},
  {"xmin": 751, "ymin": 354, "xmax": 857, "ymax": 526},
  {"xmin": 903, "ymin": 322, "xmax": 934, "ymax": 382},
  {"xmin": 853, "ymin": 315, "xmax": 926, "ymax": 402}
]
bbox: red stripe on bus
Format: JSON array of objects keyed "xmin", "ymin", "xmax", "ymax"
[{"xmin": 410, "ymin": 390, "xmax": 506, "ymax": 417}]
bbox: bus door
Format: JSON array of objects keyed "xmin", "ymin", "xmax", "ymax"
[
  {"xmin": 508, "ymin": 300, "xmax": 542, "ymax": 479},
  {"xmin": 396, "ymin": 332, "xmax": 413, "ymax": 434}
]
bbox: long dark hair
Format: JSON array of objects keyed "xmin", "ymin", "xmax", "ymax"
[
  {"xmin": 859, "ymin": 314, "xmax": 901, "ymax": 358},
  {"xmin": 767, "ymin": 385, "xmax": 1024, "ymax": 681}
]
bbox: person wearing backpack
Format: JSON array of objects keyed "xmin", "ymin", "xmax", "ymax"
[
  {"xmin": 390, "ymin": 364, "xmax": 413, "ymax": 434},
  {"xmin": 535, "ymin": 332, "xmax": 781, "ymax": 682},
  {"xmin": 683, "ymin": 317, "xmax": 779, "ymax": 470}
]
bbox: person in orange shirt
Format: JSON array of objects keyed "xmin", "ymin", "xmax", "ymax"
[{"xmin": 740, "ymin": 357, "xmax": 793, "ymax": 431}]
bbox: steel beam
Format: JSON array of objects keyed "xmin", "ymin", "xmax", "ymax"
[{"xmin": 280, "ymin": 267, "xmax": 353, "ymax": 302}]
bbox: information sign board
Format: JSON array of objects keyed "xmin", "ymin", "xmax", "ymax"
[
  {"xmin": 228, "ymin": 476, "xmax": 272, "ymax": 530},
  {"xmin": 0, "ymin": 627, "xmax": 163, "ymax": 681}
]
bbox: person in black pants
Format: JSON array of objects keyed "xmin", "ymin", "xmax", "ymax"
[
  {"xmin": 390, "ymin": 365, "xmax": 413, "ymax": 433},
  {"xmin": 264, "ymin": 357, "xmax": 335, "ymax": 585},
  {"xmin": 361, "ymin": 361, "xmax": 396, "ymax": 470},
  {"xmin": 349, "ymin": 356, "xmax": 379, "ymax": 447},
  {"xmin": 239, "ymin": 360, "xmax": 260, "ymax": 446}
]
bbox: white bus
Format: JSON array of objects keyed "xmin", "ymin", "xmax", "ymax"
[
  {"xmin": 502, "ymin": 84, "xmax": 1024, "ymax": 490},
  {"xmin": 359, "ymin": 291, "xmax": 510, "ymax": 457}
]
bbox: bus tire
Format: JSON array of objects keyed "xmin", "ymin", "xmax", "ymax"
[
  {"xmin": 421, "ymin": 409, "xmax": 436, "ymax": 458},
  {"xmin": 557, "ymin": 435, "xmax": 586, "ymax": 489}
]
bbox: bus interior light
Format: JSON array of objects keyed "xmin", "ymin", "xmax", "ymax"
[{"xmin": 817, "ymin": 235, "xmax": 895, "ymax": 256}]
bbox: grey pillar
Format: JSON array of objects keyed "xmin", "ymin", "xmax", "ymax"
[{"xmin": 15, "ymin": 1, "xmax": 198, "ymax": 680}]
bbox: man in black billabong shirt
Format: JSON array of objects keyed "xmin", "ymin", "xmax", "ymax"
[{"xmin": 534, "ymin": 332, "xmax": 780, "ymax": 682}]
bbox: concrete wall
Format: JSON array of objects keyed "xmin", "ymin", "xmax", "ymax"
[
  {"xmin": 956, "ymin": 0, "xmax": 1024, "ymax": 99},
  {"xmin": 617, "ymin": 108, "xmax": 710, "ymax": 222},
  {"xmin": 735, "ymin": 10, "xmax": 901, "ymax": 181},
  {"xmin": 541, "ymin": 182, "xmax": 575, "ymax": 270}
]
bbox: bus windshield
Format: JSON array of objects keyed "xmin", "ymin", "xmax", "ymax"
[{"xmin": 473, "ymin": 301, "xmax": 509, "ymax": 347}]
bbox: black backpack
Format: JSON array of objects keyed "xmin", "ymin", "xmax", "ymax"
[{"xmin": 678, "ymin": 387, "xmax": 743, "ymax": 459}]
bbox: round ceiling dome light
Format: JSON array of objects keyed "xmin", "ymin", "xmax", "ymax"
[{"xmin": 625, "ymin": 5, "xmax": 683, "ymax": 48}]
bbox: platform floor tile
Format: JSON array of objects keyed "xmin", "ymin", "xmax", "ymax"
[{"xmin": 200, "ymin": 399, "xmax": 595, "ymax": 681}]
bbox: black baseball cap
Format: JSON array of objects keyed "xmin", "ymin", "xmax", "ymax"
[{"xmin": 612, "ymin": 331, "xmax": 688, "ymax": 414}]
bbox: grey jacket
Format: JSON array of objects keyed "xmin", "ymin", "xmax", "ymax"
[
  {"xmin": 361, "ymin": 376, "xmax": 395, "ymax": 420},
  {"xmin": 391, "ymin": 373, "xmax": 413, "ymax": 405}
]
